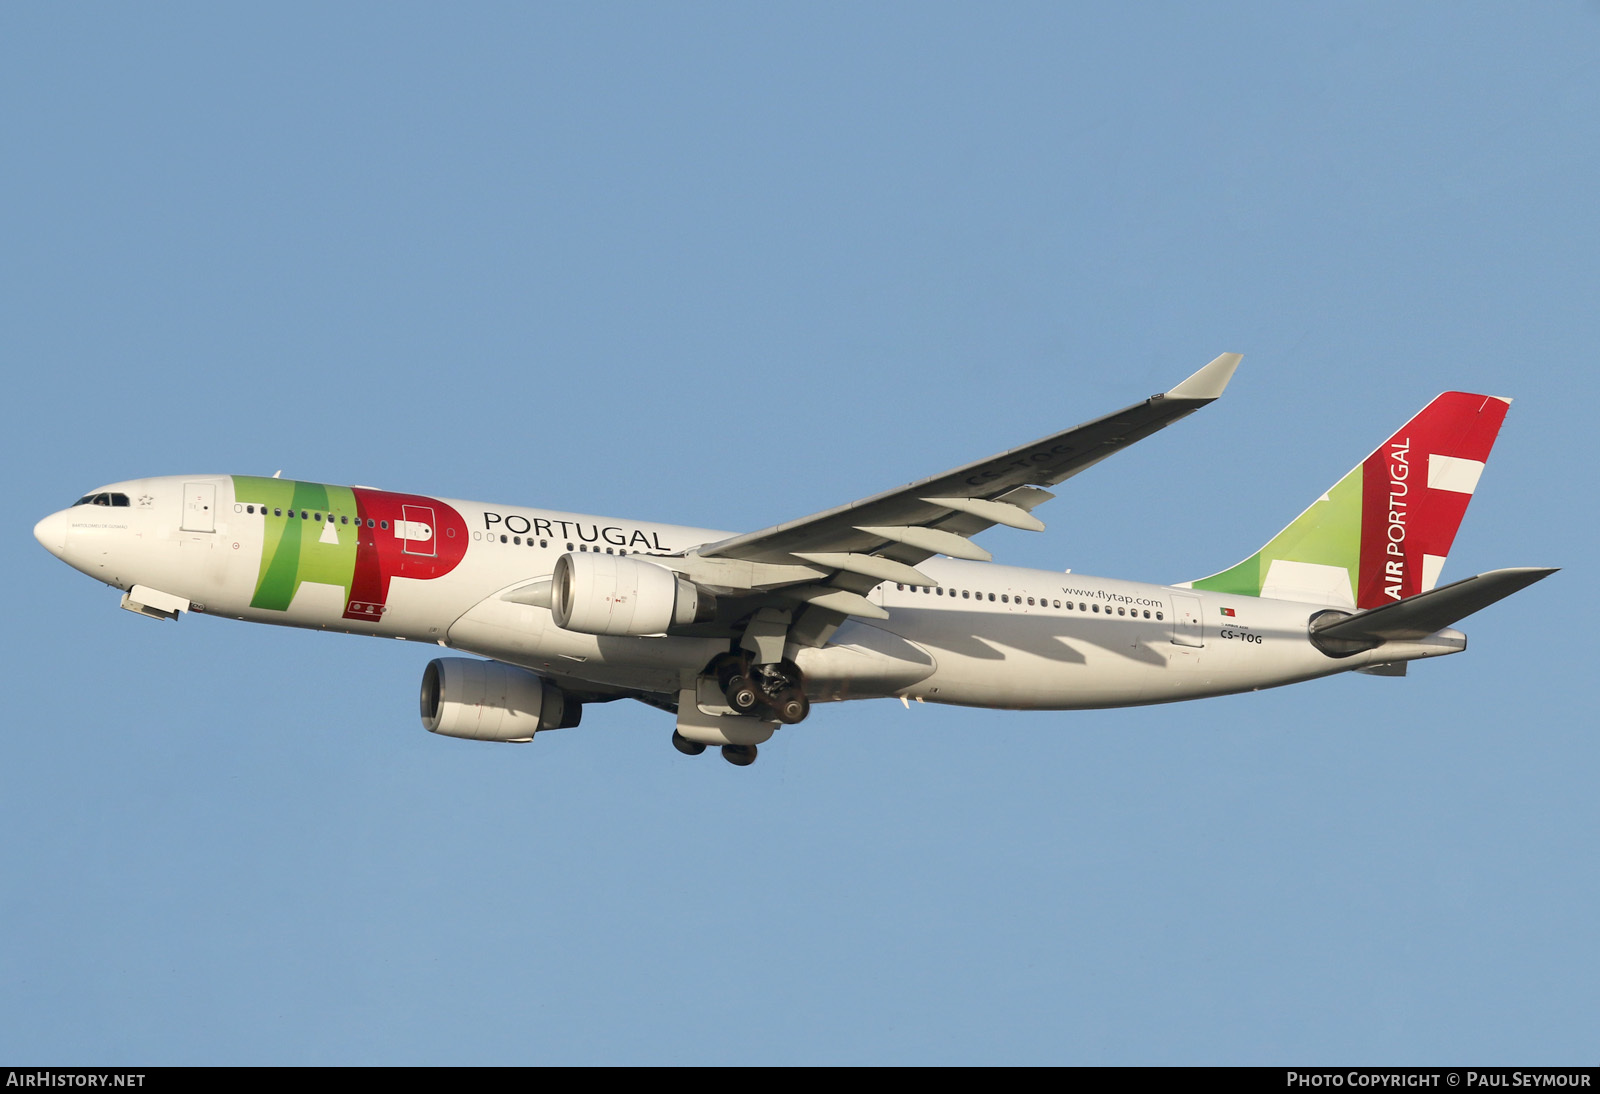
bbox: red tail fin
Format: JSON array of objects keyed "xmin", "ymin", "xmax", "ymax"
[{"xmin": 1355, "ymin": 392, "xmax": 1509, "ymax": 608}]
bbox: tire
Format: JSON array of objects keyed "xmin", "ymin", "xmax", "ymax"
[
  {"xmin": 672, "ymin": 731, "xmax": 706, "ymax": 756},
  {"xmin": 721, "ymin": 744, "xmax": 758, "ymax": 767},
  {"xmin": 725, "ymin": 677, "xmax": 760, "ymax": 713}
]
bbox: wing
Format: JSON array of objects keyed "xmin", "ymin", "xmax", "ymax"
[{"xmin": 669, "ymin": 353, "xmax": 1241, "ymax": 641}]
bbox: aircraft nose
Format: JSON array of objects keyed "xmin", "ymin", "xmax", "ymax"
[{"xmin": 34, "ymin": 510, "xmax": 69, "ymax": 558}]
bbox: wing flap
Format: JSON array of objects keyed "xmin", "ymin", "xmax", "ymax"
[
  {"xmin": 920, "ymin": 496, "xmax": 1046, "ymax": 531},
  {"xmin": 792, "ymin": 552, "xmax": 940, "ymax": 587},
  {"xmin": 782, "ymin": 585, "xmax": 891, "ymax": 620},
  {"xmin": 855, "ymin": 524, "xmax": 993, "ymax": 562}
]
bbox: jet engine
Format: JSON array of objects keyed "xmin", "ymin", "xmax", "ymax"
[
  {"xmin": 550, "ymin": 552, "xmax": 709, "ymax": 636},
  {"xmin": 420, "ymin": 657, "xmax": 579, "ymax": 743}
]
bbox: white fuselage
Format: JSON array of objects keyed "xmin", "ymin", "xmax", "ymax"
[{"xmin": 35, "ymin": 474, "xmax": 1457, "ymax": 713}]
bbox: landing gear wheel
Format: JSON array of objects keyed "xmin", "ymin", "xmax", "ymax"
[
  {"xmin": 716, "ymin": 657, "xmax": 750, "ymax": 691},
  {"xmin": 725, "ymin": 676, "xmax": 760, "ymax": 714},
  {"xmin": 775, "ymin": 693, "xmax": 810, "ymax": 725},
  {"xmin": 671, "ymin": 731, "xmax": 706, "ymax": 756},
  {"xmin": 721, "ymin": 744, "xmax": 758, "ymax": 767}
]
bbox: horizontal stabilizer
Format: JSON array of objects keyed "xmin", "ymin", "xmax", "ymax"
[{"xmin": 1311, "ymin": 567, "xmax": 1556, "ymax": 643}]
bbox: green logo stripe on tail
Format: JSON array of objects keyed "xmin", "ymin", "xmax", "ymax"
[{"xmin": 1189, "ymin": 463, "xmax": 1362, "ymax": 600}]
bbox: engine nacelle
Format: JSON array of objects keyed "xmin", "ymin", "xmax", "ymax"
[
  {"xmin": 419, "ymin": 657, "xmax": 578, "ymax": 743},
  {"xmin": 551, "ymin": 551, "xmax": 707, "ymax": 636}
]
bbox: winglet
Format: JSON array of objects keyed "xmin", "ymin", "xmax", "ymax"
[{"xmin": 1165, "ymin": 353, "xmax": 1242, "ymax": 401}]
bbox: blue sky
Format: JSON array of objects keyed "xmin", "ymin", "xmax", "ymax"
[{"xmin": 4, "ymin": 3, "xmax": 1596, "ymax": 1064}]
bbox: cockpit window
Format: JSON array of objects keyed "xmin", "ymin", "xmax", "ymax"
[{"xmin": 72, "ymin": 492, "xmax": 130, "ymax": 507}]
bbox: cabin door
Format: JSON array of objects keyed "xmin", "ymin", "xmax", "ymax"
[
  {"xmin": 181, "ymin": 482, "xmax": 215, "ymax": 533},
  {"xmin": 1170, "ymin": 594, "xmax": 1204, "ymax": 648}
]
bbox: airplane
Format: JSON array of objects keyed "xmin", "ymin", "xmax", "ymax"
[{"xmin": 33, "ymin": 354, "xmax": 1554, "ymax": 766}]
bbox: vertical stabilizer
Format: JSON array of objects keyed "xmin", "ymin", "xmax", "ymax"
[{"xmin": 1183, "ymin": 392, "xmax": 1511, "ymax": 608}]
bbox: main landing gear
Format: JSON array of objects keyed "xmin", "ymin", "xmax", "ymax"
[
  {"xmin": 672, "ymin": 730, "xmax": 759, "ymax": 766},
  {"xmin": 716, "ymin": 655, "xmax": 810, "ymax": 726},
  {"xmin": 670, "ymin": 654, "xmax": 809, "ymax": 767}
]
